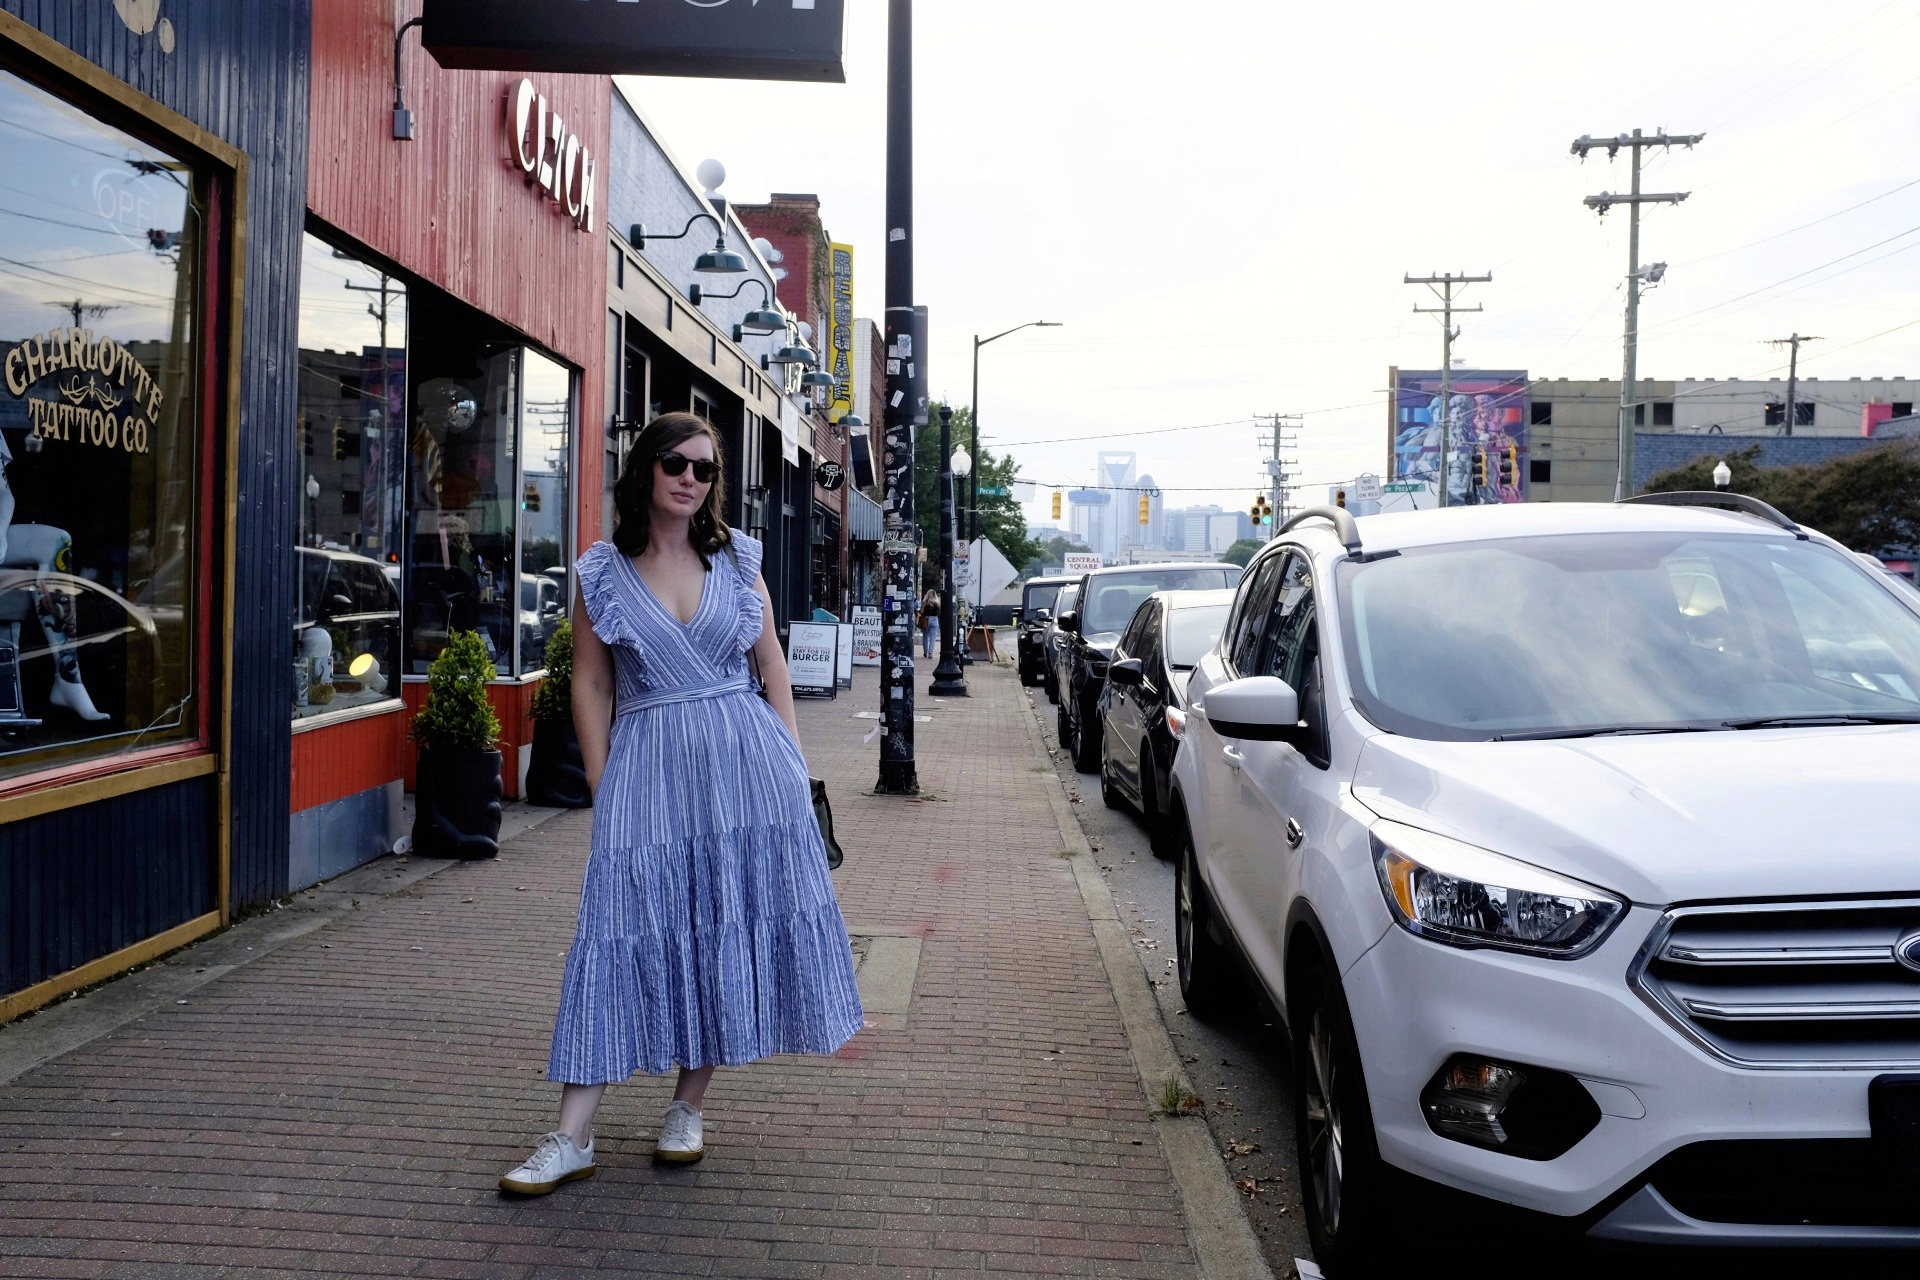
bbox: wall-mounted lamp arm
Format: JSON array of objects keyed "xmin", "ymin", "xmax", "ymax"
[
  {"xmin": 688, "ymin": 278, "xmax": 771, "ymax": 307},
  {"xmin": 629, "ymin": 212, "xmax": 724, "ymax": 251}
]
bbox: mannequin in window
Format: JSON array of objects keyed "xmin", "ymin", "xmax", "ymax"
[{"xmin": 0, "ymin": 430, "xmax": 110, "ymax": 722}]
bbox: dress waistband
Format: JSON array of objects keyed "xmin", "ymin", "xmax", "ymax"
[{"xmin": 616, "ymin": 677, "xmax": 757, "ymax": 716}]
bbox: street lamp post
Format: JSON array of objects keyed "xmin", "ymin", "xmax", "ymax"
[
  {"xmin": 970, "ymin": 320, "xmax": 1061, "ymax": 544},
  {"xmin": 930, "ymin": 406, "xmax": 967, "ymax": 696},
  {"xmin": 951, "ymin": 444, "xmax": 974, "ymax": 666}
]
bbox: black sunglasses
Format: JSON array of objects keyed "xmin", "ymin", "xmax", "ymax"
[{"xmin": 657, "ymin": 451, "xmax": 719, "ymax": 484}]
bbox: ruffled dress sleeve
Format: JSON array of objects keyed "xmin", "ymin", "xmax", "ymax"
[
  {"xmin": 726, "ymin": 532, "xmax": 767, "ymax": 656},
  {"xmin": 575, "ymin": 541, "xmax": 641, "ymax": 650}
]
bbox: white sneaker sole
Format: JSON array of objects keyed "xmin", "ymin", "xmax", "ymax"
[
  {"xmin": 499, "ymin": 1163, "xmax": 596, "ymax": 1196},
  {"xmin": 652, "ymin": 1146, "xmax": 704, "ymax": 1165}
]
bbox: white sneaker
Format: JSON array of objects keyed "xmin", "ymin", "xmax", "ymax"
[
  {"xmin": 499, "ymin": 1130, "xmax": 595, "ymax": 1195},
  {"xmin": 653, "ymin": 1100, "xmax": 704, "ymax": 1165}
]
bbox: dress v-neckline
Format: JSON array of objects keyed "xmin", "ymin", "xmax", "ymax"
[{"xmin": 621, "ymin": 551, "xmax": 712, "ymax": 629}]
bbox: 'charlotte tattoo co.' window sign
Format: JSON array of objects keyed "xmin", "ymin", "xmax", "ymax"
[
  {"xmin": 508, "ymin": 79, "xmax": 597, "ymax": 234},
  {"xmin": 3, "ymin": 329, "xmax": 165, "ymax": 454}
]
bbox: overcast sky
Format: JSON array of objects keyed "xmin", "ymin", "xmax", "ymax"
[{"xmin": 623, "ymin": 0, "xmax": 1920, "ymax": 528}]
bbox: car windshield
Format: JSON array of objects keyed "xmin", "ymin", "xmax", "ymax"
[
  {"xmin": 1166, "ymin": 603, "xmax": 1231, "ymax": 669},
  {"xmin": 1025, "ymin": 583, "xmax": 1062, "ymax": 615},
  {"xmin": 1083, "ymin": 569, "xmax": 1236, "ymax": 635},
  {"xmin": 1054, "ymin": 584, "xmax": 1080, "ymax": 621},
  {"xmin": 522, "ymin": 578, "xmax": 538, "ymax": 611},
  {"xmin": 1337, "ymin": 532, "xmax": 1920, "ymax": 741}
]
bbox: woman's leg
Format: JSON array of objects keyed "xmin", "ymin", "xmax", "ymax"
[
  {"xmin": 556, "ymin": 1082, "xmax": 605, "ymax": 1146},
  {"xmin": 673, "ymin": 1065, "xmax": 715, "ymax": 1109}
]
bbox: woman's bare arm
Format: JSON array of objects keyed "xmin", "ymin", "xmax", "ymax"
[
  {"xmin": 750, "ymin": 575, "xmax": 802, "ymax": 749},
  {"xmin": 570, "ymin": 583, "xmax": 616, "ymax": 797}
]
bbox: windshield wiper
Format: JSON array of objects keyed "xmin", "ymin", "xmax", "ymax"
[
  {"xmin": 1723, "ymin": 713, "xmax": 1920, "ymax": 730},
  {"xmin": 1491, "ymin": 724, "xmax": 1718, "ymax": 742}
]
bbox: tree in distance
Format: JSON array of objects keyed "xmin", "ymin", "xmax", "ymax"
[
  {"xmin": 1642, "ymin": 441, "xmax": 1920, "ymax": 553},
  {"xmin": 1220, "ymin": 538, "xmax": 1264, "ymax": 568}
]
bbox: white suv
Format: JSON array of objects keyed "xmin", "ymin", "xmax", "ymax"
[{"xmin": 1169, "ymin": 496, "xmax": 1920, "ymax": 1271}]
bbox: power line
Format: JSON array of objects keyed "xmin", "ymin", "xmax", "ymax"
[{"xmin": 1676, "ymin": 176, "xmax": 1920, "ymax": 267}]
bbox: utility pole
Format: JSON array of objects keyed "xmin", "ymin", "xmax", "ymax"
[
  {"xmin": 1574, "ymin": 128, "xmax": 1704, "ymax": 499},
  {"xmin": 1256, "ymin": 413, "xmax": 1298, "ymax": 530},
  {"xmin": 1767, "ymin": 333, "xmax": 1821, "ymax": 436},
  {"xmin": 877, "ymin": 0, "xmax": 919, "ymax": 793},
  {"xmin": 1404, "ymin": 273, "xmax": 1490, "ymax": 507}
]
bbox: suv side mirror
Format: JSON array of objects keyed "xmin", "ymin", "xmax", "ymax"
[
  {"xmin": 1201, "ymin": 676, "xmax": 1301, "ymax": 743},
  {"xmin": 1107, "ymin": 657, "xmax": 1144, "ymax": 687},
  {"xmin": 1031, "ymin": 607, "xmax": 1052, "ymax": 624},
  {"xmin": 1056, "ymin": 610, "xmax": 1079, "ymax": 634}
]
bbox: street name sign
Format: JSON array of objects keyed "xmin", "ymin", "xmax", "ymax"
[{"xmin": 421, "ymin": 0, "xmax": 847, "ymax": 81}]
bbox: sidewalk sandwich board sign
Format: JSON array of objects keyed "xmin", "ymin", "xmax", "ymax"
[
  {"xmin": 786, "ymin": 622, "xmax": 839, "ymax": 699},
  {"xmin": 836, "ymin": 623, "xmax": 854, "ymax": 689},
  {"xmin": 421, "ymin": 0, "xmax": 847, "ymax": 81},
  {"xmin": 851, "ymin": 606, "xmax": 882, "ymax": 666}
]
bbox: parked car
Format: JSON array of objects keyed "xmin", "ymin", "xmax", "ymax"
[
  {"xmin": 1041, "ymin": 580, "xmax": 1080, "ymax": 705},
  {"xmin": 297, "ymin": 547, "xmax": 401, "ymax": 702},
  {"xmin": 1056, "ymin": 562, "xmax": 1241, "ymax": 772},
  {"xmin": 1170, "ymin": 497, "xmax": 1920, "ymax": 1272},
  {"xmin": 1015, "ymin": 575, "xmax": 1074, "ymax": 687},
  {"xmin": 520, "ymin": 571, "xmax": 565, "ymax": 668},
  {"xmin": 1097, "ymin": 588, "xmax": 1234, "ymax": 856}
]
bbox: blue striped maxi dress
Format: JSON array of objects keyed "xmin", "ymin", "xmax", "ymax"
[{"xmin": 546, "ymin": 534, "xmax": 863, "ymax": 1083}]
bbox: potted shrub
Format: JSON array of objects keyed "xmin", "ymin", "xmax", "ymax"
[
  {"xmin": 410, "ymin": 629, "xmax": 504, "ymax": 859},
  {"xmin": 525, "ymin": 620, "xmax": 590, "ymax": 808}
]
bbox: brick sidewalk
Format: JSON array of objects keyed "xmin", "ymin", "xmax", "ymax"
[{"xmin": 0, "ymin": 661, "xmax": 1204, "ymax": 1279}]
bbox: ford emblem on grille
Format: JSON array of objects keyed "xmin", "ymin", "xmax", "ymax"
[{"xmin": 1898, "ymin": 929, "xmax": 1920, "ymax": 975}]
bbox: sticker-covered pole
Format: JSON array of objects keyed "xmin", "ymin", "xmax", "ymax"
[{"xmin": 876, "ymin": 0, "xmax": 918, "ymax": 794}]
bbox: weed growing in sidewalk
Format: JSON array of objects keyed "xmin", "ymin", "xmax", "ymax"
[{"xmin": 1156, "ymin": 1073, "xmax": 1202, "ymax": 1116}]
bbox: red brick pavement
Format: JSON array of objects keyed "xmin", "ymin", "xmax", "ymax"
[{"xmin": 0, "ymin": 662, "xmax": 1202, "ymax": 1278}]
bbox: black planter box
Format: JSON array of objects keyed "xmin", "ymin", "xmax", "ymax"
[
  {"xmin": 525, "ymin": 718, "xmax": 591, "ymax": 809},
  {"xmin": 413, "ymin": 748, "xmax": 504, "ymax": 859}
]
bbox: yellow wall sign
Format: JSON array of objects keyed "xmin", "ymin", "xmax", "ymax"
[
  {"xmin": 2, "ymin": 327, "xmax": 163, "ymax": 455},
  {"xmin": 826, "ymin": 242, "xmax": 854, "ymax": 422}
]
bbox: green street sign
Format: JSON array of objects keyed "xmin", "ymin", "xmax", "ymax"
[{"xmin": 977, "ymin": 485, "xmax": 1010, "ymax": 496}]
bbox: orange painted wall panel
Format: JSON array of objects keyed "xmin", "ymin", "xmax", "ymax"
[
  {"xmin": 397, "ymin": 679, "xmax": 539, "ymax": 800},
  {"xmin": 290, "ymin": 710, "xmax": 406, "ymax": 814}
]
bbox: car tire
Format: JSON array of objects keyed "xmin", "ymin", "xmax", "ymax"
[
  {"xmin": 1056, "ymin": 700, "xmax": 1074, "ymax": 753},
  {"xmin": 1044, "ymin": 670, "xmax": 1058, "ymax": 704},
  {"xmin": 1174, "ymin": 828, "xmax": 1237, "ymax": 1020},
  {"xmin": 1071, "ymin": 698, "xmax": 1102, "ymax": 774},
  {"xmin": 1140, "ymin": 746, "xmax": 1173, "ymax": 860},
  {"xmin": 1292, "ymin": 955, "xmax": 1400, "ymax": 1275},
  {"xmin": 1099, "ymin": 751, "xmax": 1124, "ymax": 809}
]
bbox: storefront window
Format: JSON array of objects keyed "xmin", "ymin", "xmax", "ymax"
[
  {"xmin": 519, "ymin": 349, "xmax": 572, "ymax": 675},
  {"xmin": 294, "ymin": 232, "xmax": 406, "ymax": 720},
  {"xmin": 0, "ymin": 68, "xmax": 206, "ymax": 780}
]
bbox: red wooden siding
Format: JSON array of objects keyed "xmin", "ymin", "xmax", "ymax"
[
  {"xmin": 290, "ymin": 710, "xmax": 407, "ymax": 814},
  {"xmin": 398, "ymin": 680, "xmax": 538, "ymax": 800},
  {"xmin": 307, "ymin": 0, "xmax": 607, "ymax": 552}
]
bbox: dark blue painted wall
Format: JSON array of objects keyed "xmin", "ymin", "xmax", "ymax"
[
  {"xmin": 1, "ymin": 0, "xmax": 311, "ymax": 994},
  {"xmin": 1633, "ymin": 431, "xmax": 1883, "ymax": 493},
  {"xmin": 0, "ymin": 779, "xmax": 211, "ymax": 993}
]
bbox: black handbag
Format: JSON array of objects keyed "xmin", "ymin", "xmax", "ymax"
[{"xmin": 750, "ymin": 647, "xmax": 844, "ymax": 871}]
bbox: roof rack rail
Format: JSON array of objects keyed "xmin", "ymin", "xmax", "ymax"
[
  {"xmin": 1278, "ymin": 504, "xmax": 1364, "ymax": 554},
  {"xmin": 1617, "ymin": 491, "xmax": 1807, "ymax": 540}
]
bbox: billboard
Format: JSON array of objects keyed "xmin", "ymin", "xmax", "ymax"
[
  {"xmin": 422, "ymin": 0, "xmax": 846, "ymax": 82},
  {"xmin": 1392, "ymin": 370, "xmax": 1529, "ymax": 505}
]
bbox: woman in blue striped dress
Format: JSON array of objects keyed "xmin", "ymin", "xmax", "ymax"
[{"xmin": 501, "ymin": 412, "xmax": 863, "ymax": 1196}]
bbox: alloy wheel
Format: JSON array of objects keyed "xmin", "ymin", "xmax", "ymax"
[{"xmin": 1303, "ymin": 1010, "xmax": 1345, "ymax": 1235}]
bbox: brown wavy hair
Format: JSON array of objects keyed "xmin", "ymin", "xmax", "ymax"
[{"xmin": 612, "ymin": 412, "xmax": 733, "ymax": 564}]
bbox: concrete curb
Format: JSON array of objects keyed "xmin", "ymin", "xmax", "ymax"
[
  {"xmin": 1010, "ymin": 675, "xmax": 1276, "ymax": 1280},
  {"xmin": 0, "ymin": 802, "xmax": 571, "ymax": 1087}
]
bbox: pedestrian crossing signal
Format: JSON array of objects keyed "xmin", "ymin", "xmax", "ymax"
[
  {"xmin": 1051, "ymin": 491, "xmax": 1063, "ymax": 520},
  {"xmin": 1138, "ymin": 493, "xmax": 1150, "ymax": 525}
]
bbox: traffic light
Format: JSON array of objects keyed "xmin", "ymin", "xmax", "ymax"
[
  {"xmin": 332, "ymin": 422, "xmax": 345, "ymax": 462},
  {"xmin": 1051, "ymin": 491, "xmax": 1063, "ymax": 521},
  {"xmin": 1472, "ymin": 449, "xmax": 1487, "ymax": 487},
  {"xmin": 1137, "ymin": 493, "xmax": 1150, "ymax": 525},
  {"xmin": 1501, "ymin": 443, "xmax": 1519, "ymax": 487},
  {"xmin": 304, "ymin": 426, "xmax": 314, "ymax": 457},
  {"xmin": 1249, "ymin": 494, "xmax": 1274, "ymax": 530},
  {"xmin": 523, "ymin": 481, "xmax": 541, "ymax": 513},
  {"xmin": 1335, "ymin": 489, "xmax": 1347, "ymax": 509}
]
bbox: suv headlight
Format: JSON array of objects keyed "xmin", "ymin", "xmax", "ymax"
[{"xmin": 1370, "ymin": 821, "xmax": 1624, "ymax": 959}]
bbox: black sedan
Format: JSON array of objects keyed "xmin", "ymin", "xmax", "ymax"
[
  {"xmin": 1056, "ymin": 562, "xmax": 1240, "ymax": 773},
  {"xmin": 1041, "ymin": 580, "xmax": 1080, "ymax": 705},
  {"xmin": 1096, "ymin": 589, "xmax": 1234, "ymax": 856}
]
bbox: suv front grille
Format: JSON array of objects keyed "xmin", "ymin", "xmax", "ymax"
[
  {"xmin": 1631, "ymin": 898, "xmax": 1920, "ymax": 1069},
  {"xmin": 1646, "ymin": 1139, "xmax": 1920, "ymax": 1227}
]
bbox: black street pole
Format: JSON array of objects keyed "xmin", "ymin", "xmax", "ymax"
[
  {"xmin": 876, "ymin": 0, "xmax": 918, "ymax": 793},
  {"xmin": 930, "ymin": 405, "xmax": 967, "ymax": 696}
]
